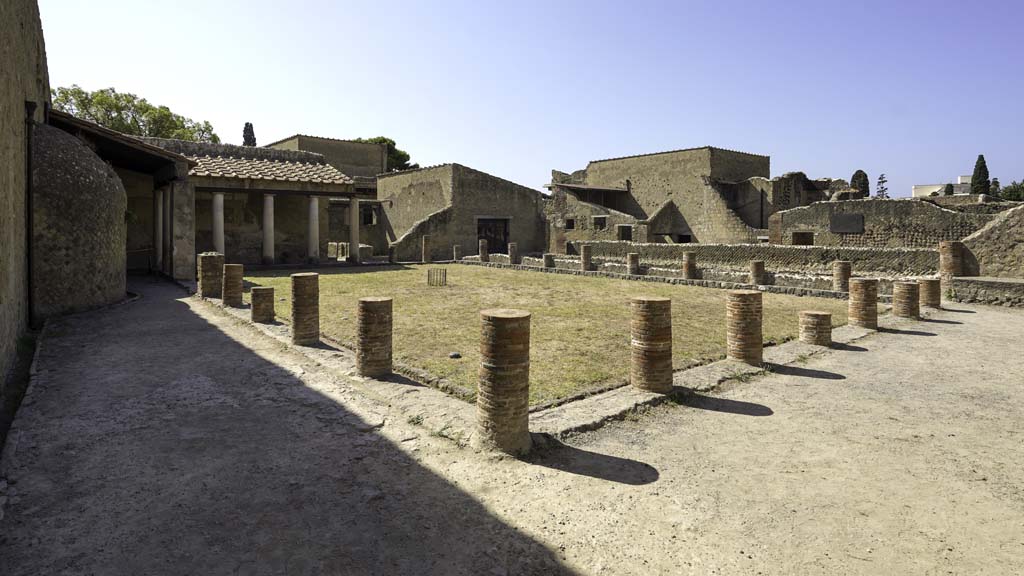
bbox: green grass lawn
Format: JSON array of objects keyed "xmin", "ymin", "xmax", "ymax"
[{"xmin": 245, "ymin": 265, "xmax": 852, "ymax": 406}]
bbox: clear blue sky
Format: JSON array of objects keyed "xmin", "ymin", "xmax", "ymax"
[{"xmin": 39, "ymin": 0, "xmax": 1022, "ymax": 196}]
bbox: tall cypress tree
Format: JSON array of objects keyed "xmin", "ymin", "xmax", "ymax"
[
  {"xmin": 942, "ymin": 183, "xmax": 954, "ymax": 196},
  {"xmin": 850, "ymin": 169, "xmax": 870, "ymax": 197},
  {"xmin": 242, "ymin": 122, "xmax": 257, "ymax": 147},
  {"xmin": 971, "ymin": 154, "xmax": 990, "ymax": 195},
  {"xmin": 876, "ymin": 173, "xmax": 889, "ymax": 199}
]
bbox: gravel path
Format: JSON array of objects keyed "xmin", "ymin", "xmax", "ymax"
[{"xmin": 2, "ymin": 276, "xmax": 1022, "ymax": 575}]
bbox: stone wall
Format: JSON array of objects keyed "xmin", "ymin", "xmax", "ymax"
[
  {"xmin": 1, "ymin": 0, "xmax": 49, "ymax": 396},
  {"xmin": 268, "ymin": 135, "xmax": 387, "ymax": 178},
  {"xmin": 962, "ymin": 204, "xmax": 1024, "ymax": 279},
  {"xmin": 542, "ymin": 187, "xmax": 637, "ymax": 252},
  {"xmin": 327, "ymin": 200, "xmax": 388, "ymax": 255},
  {"xmin": 769, "ymin": 198, "xmax": 993, "ymax": 248},
  {"xmin": 379, "ymin": 164, "xmax": 455, "ymax": 245},
  {"xmin": 949, "ymin": 277, "xmax": 1024, "ymax": 308},
  {"xmin": 116, "ymin": 167, "xmax": 156, "ymax": 271},
  {"xmin": 170, "ymin": 177, "xmax": 196, "ymax": 281},
  {"xmin": 31, "ymin": 124, "xmax": 126, "ymax": 318}
]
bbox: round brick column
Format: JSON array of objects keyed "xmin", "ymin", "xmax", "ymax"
[
  {"xmin": 453, "ymin": 244, "xmax": 462, "ymax": 261},
  {"xmin": 627, "ymin": 253, "xmax": 640, "ymax": 275},
  {"xmin": 798, "ymin": 311, "xmax": 832, "ymax": 346},
  {"xmin": 197, "ymin": 252, "xmax": 224, "ymax": 299},
  {"xmin": 918, "ymin": 277, "xmax": 941, "ymax": 309},
  {"xmin": 726, "ymin": 290, "xmax": 763, "ymax": 366},
  {"xmin": 832, "ymin": 260, "xmax": 852, "ymax": 292},
  {"xmin": 357, "ymin": 297, "xmax": 393, "ymax": 377},
  {"xmin": 542, "ymin": 253, "xmax": 555, "ymax": 268},
  {"xmin": 250, "ymin": 286, "xmax": 275, "ymax": 323},
  {"xmin": 508, "ymin": 242, "xmax": 519, "ymax": 265},
  {"xmin": 478, "ymin": 239, "xmax": 489, "ymax": 263},
  {"xmin": 580, "ymin": 244, "xmax": 593, "ymax": 272},
  {"xmin": 893, "ymin": 281, "xmax": 920, "ymax": 319},
  {"xmin": 939, "ymin": 241, "xmax": 964, "ymax": 282},
  {"xmin": 421, "ymin": 235, "xmax": 431, "ymax": 263},
  {"xmin": 222, "ymin": 264, "xmax": 244, "ymax": 307},
  {"xmin": 682, "ymin": 252, "xmax": 697, "ymax": 280},
  {"xmin": 630, "ymin": 297, "xmax": 673, "ymax": 393},
  {"xmin": 848, "ymin": 278, "xmax": 879, "ymax": 329},
  {"xmin": 290, "ymin": 272, "xmax": 319, "ymax": 346},
  {"xmin": 749, "ymin": 260, "xmax": 766, "ymax": 285},
  {"xmin": 474, "ymin": 309, "xmax": 532, "ymax": 455}
]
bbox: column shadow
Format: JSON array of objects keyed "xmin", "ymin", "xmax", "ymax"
[
  {"xmin": 763, "ymin": 362, "xmax": 845, "ymax": 380},
  {"xmin": 672, "ymin": 392, "xmax": 774, "ymax": 416},
  {"xmin": 526, "ymin": 435, "xmax": 659, "ymax": 485}
]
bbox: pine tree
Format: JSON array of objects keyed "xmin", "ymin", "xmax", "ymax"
[
  {"xmin": 942, "ymin": 183, "xmax": 954, "ymax": 196},
  {"xmin": 876, "ymin": 173, "xmax": 889, "ymax": 198},
  {"xmin": 242, "ymin": 122, "xmax": 257, "ymax": 147},
  {"xmin": 850, "ymin": 169, "xmax": 870, "ymax": 197},
  {"xmin": 971, "ymin": 154, "xmax": 990, "ymax": 195}
]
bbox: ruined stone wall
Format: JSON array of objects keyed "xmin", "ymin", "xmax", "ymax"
[
  {"xmin": 378, "ymin": 164, "xmax": 455, "ymax": 244},
  {"xmin": 769, "ymin": 198, "xmax": 993, "ymax": 248},
  {"xmin": 962, "ymin": 205, "xmax": 1024, "ymax": 279},
  {"xmin": 327, "ymin": 201, "xmax": 388, "ymax": 254},
  {"xmin": 31, "ymin": 124, "xmax": 126, "ymax": 319},
  {"xmin": 949, "ymin": 277, "xmax": 1024, "ymax": 308},
  {"xmin": 542, "ymin": 188, "xmax": 636, "ymax": 252},
  {"xmin": 1, "ymin": 0, "xmax": 49, "ymax": 392},
  {"xmin": 116, "ymin": 167, "xmax": 155, "ymax": 271},
  {"xmin": 269, "ymin": 136, "xmax": 386, "ymax": 178}
]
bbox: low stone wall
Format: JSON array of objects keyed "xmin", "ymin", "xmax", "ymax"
[{"xmin": 949, "ymin": 277, "xmax": 1024, "ymax": 308}]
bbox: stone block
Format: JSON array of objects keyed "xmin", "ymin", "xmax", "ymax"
[
  {"xmin": 222, "ymin": 264, "xmax": 244, "ymax": 308},
  {"xmin": 197, "ymin": 252, "xmax": 224, "ymax": 299}
]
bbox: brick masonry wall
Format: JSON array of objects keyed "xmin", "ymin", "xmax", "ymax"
[{"xmin": 949, "ymin": 277, "xmax": 1024, "ymax": 308}]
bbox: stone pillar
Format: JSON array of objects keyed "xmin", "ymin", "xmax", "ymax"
[
  {"xmin": 939, "ymin": 241, "xmax": 964, "ymax": 282},
  {"xmin": 848, "ymin": 278, "xmax": 879, "ymax": 329},
  {"xmin": 155, "ymin": 188, "xmax": 164, "ymax": 271},
  {"xmin": 508, "ymin": 242, "xmax": 519, "ymax": 265},
  {"xmin": 893, "ymin": 281, "xmax": 920, "ymax": 319},
  {"xmin": 307, "ymin": 196, "xmax": 319, "ymax": 263},
  {"xmin": 251, "ymin": 286, "xmax": 275, "ymax": 323},
  {"xmin": 832, "ymin": 260, "xmax": 852, "ymax": 292},
  {"xmin": 290, "ymin": 272, "xmax": 319, "ymax": 345},
  {"xmin": 627, "ymin": 253, "xmax": 640, "ymax": 275},
  {"xmin": 453, "ymin": 244, "xmax": 462, "ymax": 261},
  {"xmin": 919, "ymin": 277, "xmax": 942, "ymax": 309},
  {"xmin": 357, "ymin": 297, "xmax": 393, "ymax": 377},
  {"xmin": 580, "ymin": 244, "xmax": 593, "ymax": 272},
  {"xmin": 798, "ymin": 311, "xmax": 832, "ymax": 346},
  {"xmin": 542, "ymin": 253, "xmax": 555, "ymax": 268},
  {"xmin": 630, "ymin": 296, "xmax": 673, "ymax": 393},
  {"xmin": 421, "ymin": 235, "xmax": 431, "ymax": 263},
  {"xmin": 262, "ymin": 193, "xmax": 275, "ymax": 264},
  {"xmin": 749, "ymin": 260, "xmax": 765, "ymax": 285},
  {"xmin": 474, "ymin": 309, "xmax": 532, "ymax": 456},
  {"xmin": 348, "ymin": 197, "xmax": 361, "ymax": 264},
  {"xmin": 197, "ymin": 252, "xmax": 224, "ymax": 298},
  {"xmin": 682, "ymin": 252, "xmax": 697, "ymax": 280},
  {"xmin": 222, "ymin": 263, "xmax": 244, "ymax": 308},
  {"xmin": 212, "ymin": 192, "xmax": 225, "ymax": 255},
  {"xmin": 726, "ymin": 290, "xmax": 763, "ymax": 365},
  {"xmin": 479, "ymin": 239, "xmax": 489, "ymax": 262}
]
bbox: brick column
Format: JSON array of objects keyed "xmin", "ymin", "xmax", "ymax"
[
  {"xmin": 939, "ymin": 241, "xmax": 964, "ymax": 282},
  {"xmin": 798, "ymin": 311, "xmax": 832, "ymax": 346},
  {"xmin": 580, "ymin": 244, "xmax": 593, "ymax": 272},
  {"xmin": 630, "ymin": 296, "xmax": 673, "ymax": 393},
  {"xmin": 421, "ymin": 235, "xmax": 430, "ymax": 263},
  {"xmin": 357, "ymin": 297, "xmax": 393, "ymax": 377},
  {"xmin": 222, "ymin": 264, "xmax": 244, "ymax": 307},
  {"xmin": 893, "ymin": 281, "xmax": 920, "ymax": 319},
  {"xmin": 197, "ymin": 252, "xmax": 224, "ymax": 298},
  {"xmin": 627, "ymin": 253, "xmax": 640, "ymax": 275},
  {"xmin": 682, "ymin": 252, "xmax": 697, "ymax": 280},
  {"xmin": 726, "ymin": 290, "xmax": 763, "ymax": 365},
  {"xmin": 474, "ymin": 309, "xmax": 532, "ymax": 455},
  {"xmin": 290, "ymin": 272, "xmax": 319, "ymax": 345},
  {"xmin": 508, "ymin": 242, "xmax": 519, "ymax": 265},
  {"xmin": 479, "ymin": 239, "xmax": 489, "ymax": 263},
  {"xmin": 832, "ymin": 260, "xmax": 852, "ymax": 292},
  {"xmin": 919, "ymin": 277, "xmax": 941, "ymax": 309},
  {"xmin": 749, "ymin": 260, "xmax": 765, "ymax": 285},
  {"xmin": 453, "ymin": 244, "xmax": 462, "ymax": 261},
  {"xmin": 542, "ymin": 253, "xmax": 555, "ymax": 268},
  {"xmin": 848, "ymin": 278, "xmax": 878, "ymax": 329},
  {"xmin": 251, "ymin": 286, "xmax": 275, "ymax": 323}
]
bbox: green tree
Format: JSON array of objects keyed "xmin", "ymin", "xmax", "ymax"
[
  {"xmin": 991, "ymin": 178, "xmax": 1001, "ymax": 197},
  {"xmin": 52, "ymin": 85, "xmax": 220, "ymax": 143},
  {"xmin": 353, "ymin": 136, "xmax": 419, "ymax": 171},
  {"xmin": 242, "ymin": 122, "xmax": 256, "ymax": 146},
  {"xmin": 1001, "ymin": 180, "xmax": 1024, "ymax": 201},
  {"xmin": 971, "ymin": 154, "xmax": 990, "ymax": 195},
  {"xmin": 850, "ymin": 169, "xmax": 870, "ymax": 196},
  {"xmin": 876, "ymin": 173, "xmax": 889, "ymax": 198},
  {"xmin": 942, "ymin": 183, "xmax": 954, "ymax": 196}
]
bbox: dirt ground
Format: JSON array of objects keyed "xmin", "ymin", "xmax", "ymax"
[{"xmin": 1, "ymin": 276, "xmax": 1022, "ymax": 575}]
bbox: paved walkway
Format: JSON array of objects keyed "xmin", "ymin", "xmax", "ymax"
[{"xmin": 2, "ymin": 277, "xmax": 1023, "ymax": 574}]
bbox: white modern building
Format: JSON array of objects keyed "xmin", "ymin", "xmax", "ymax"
[{"xmin": 912, "ymin": 175, "xmax": 972, "ymax": 197}]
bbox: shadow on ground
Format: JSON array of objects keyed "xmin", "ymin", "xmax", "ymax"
[
  {"xmin": 764, "ymin": 362, "xmax": 846, "ymax": 380},
  {"xmin": 527, "ymin": 436, "xmax": 659, "ymax": 485},
  {"xmin": 672, "ymin": 391, "xmax": 774, "ymax": 416}
]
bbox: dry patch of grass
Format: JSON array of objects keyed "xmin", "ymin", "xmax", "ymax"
[{"xmin": 245, "ymin": 265, "xmax": 851, "ymax": 405}]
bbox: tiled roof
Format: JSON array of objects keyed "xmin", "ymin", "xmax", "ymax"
[{"xmin": 590, "ymin": 146, "xmax": 769, "ymax": 164}]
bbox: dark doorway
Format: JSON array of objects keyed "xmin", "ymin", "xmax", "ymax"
[
  {"xmin": 791, "ymin": 231, "xmax": 814, "ymax": 246},
  {"xmin": 477, "ymin": 218, "xmax": 510, "ymax": 253}
]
